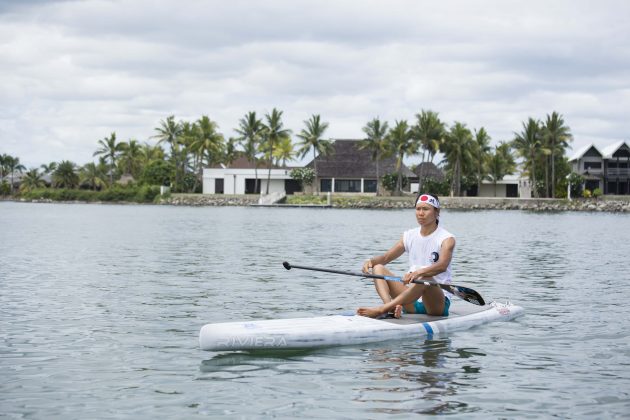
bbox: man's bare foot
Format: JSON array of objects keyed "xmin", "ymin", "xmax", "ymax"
[
  {"xmin": 356, "ymin": 306, "xmax": 385, "ymax": 318},
  {"xmin": 393, "ymin": 305, "xmax": 402, "ymax": 318}
]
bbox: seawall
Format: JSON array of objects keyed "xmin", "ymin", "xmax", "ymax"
[{"xmin": 158, "ymin": 194, "xmax": 630, "ymax": 212}]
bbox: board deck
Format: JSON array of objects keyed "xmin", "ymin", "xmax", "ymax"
[{"xmin": 199, "ymin": 301, "xmax": 524, "ymax": 351}]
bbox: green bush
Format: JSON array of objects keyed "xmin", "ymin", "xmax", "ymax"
[
  {"xmin": 582, "ymin": 189, "xmax": 592, "ymax": 198},
  {"xmin": 421, "ymin": 177, "xmax": 450, "ymax": 196},
  {"xmin": 1, "ymin": 181, "xmax": 11, "ymax": 196},
  {"xmin": 593, "ymin": 187, "xmax": 603, "ymax": 198},
  {"xmin": 20, "ymin": 185, "xmax": 161, "ymax": 203},
  {"xmin": 140, "ymin": 160, "xmax": 174, "ymax": 186},
  {"xmin": 567, "ymin": 173, "xmax": 584, "ymax": 198},
  {"xmin": 285, "ymin": 194, "xmax": 327, "ymax": 205},
  {"xmin": 290, "ymin": 167, "xmax": 315, "ymax": 187},
  {"xmin": 382, "ymin": 172, "xmax": 408, "ymax": 193}
]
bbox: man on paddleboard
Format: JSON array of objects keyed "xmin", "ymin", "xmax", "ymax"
[{"xmin": 357, "ymin": 193, "xmax": 455, "ymax": 318}]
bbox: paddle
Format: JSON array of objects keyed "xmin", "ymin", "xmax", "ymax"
[{"xmin": 282, "ymin": 261, "xmax": 485, "ymax": 306}]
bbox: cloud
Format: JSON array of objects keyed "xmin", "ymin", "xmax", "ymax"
[{"xmin": 1, "ymin": 0, "xmax": 629, "ymax": 167}]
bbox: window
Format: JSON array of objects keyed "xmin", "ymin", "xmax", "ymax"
[
  {"xmin": 506, "ymin": 184, "xmax": 518, "ymax": 197},
  {"xmin": 321, "ymin": 179, "xmax": 332, "ymax": 192},
  {"xmin": 584, "ymin": 161, "xmax": 601, "ymax": 170},
  {"xmin": 215, "ymin": 179, "xmax": 224, "ymax": 194},
  {"xmin": 364, "ymin": 179, "xmax": 377, "ymax": 193},
  {"xmin": 585, "ymin": 180, "xmax": 600, "ymax": 191},
  {"xmin": 334, "ymin": 179, "xmax": 361, "ymax": 192},
  {"xmin": 245, "ymin": 179, "xmax": 261, "ymax": 194}
]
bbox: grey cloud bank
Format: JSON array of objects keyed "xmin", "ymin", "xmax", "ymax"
[{"xmin": 1, "ymin": 0, "xmax": 629, "ymax": 167}]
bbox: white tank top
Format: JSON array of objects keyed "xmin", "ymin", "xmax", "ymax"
[{"xmin": 402, "ymin": 226, "xmax": 454, "ymax": 288}]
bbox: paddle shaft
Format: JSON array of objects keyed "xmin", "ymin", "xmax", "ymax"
[
  {"xmin": 283, "ymin": 262, "xmax": 485, "ymax": 306},
  {"xmin": 286, "ymin": 263, "xmax": 424, "ymax": 283}
]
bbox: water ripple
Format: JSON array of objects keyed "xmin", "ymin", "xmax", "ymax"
[{"xmin": 1, "ymin": 203, "xmax": 629, "ymax": 418}]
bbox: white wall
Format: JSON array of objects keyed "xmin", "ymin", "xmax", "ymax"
[
  {"xmin": 260, "ymin": 179, "xmax": 286, "ymax": 194},
  {"xmin": 203, "ymin": 168, "xmax": 292, "ymax": 195},
  {"xmin": 479, "ymin": 183, "xmax": 507, "ymax": 197}
]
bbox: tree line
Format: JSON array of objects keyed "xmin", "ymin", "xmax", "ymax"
[{"xmin": 1, "ymin": 108, "xmax": 572, "ymax": 198}]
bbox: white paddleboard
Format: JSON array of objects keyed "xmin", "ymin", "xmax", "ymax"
[{"xmin": 199, "ymin": 301, "xmax": 524, "ymax": 351}]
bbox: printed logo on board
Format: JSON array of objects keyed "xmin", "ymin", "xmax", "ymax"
[{"xmin": 498, "ymin": 307, "xmax": 511, "ymax": 316}]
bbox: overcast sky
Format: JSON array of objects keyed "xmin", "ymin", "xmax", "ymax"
[{"xmin": 1, "ymin": 0, "xmax": 629, "ymax": 167}]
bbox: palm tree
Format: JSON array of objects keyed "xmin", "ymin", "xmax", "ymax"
[
  {"xmin": 387, "ymin": 120, "xmax": 416, "ymax": 195},
  {"xmin": 195, "ymin": 116, "xmax": 224, "ymax": 166},
  {"xmin": 153, "ymin": 115, "xmax": 184, "ymax": 190},
  {"xmin": 153, "ymin": 115, "xmax": 183, "ymax": 155},
  {"xmin": 80, "ymin": 162, "xmax": 108, "ymax": 191},
  {"xmin": 487, "ymin": 142, "xmax": 516, "ymax": 197},
  {"xmin": 118, "ymin": 140, "xmax": 143, "ymax": 179},
  {"xmin": 0, "ymin": 154, "xmax": 7, "ymax": 180},
  {"xmin": 189, "ymin": 116, "xmax": 224, "ymax": 191},
  {"xmin": 441, "ymin": 122, "xmax": 474, "ymax": 197},
  {"xmin": 413, "ymin": 110, "xmax": 446, "ymax": 191},
  {"xmin": 93, "ymin": 132, "xmax": 124, "ymax": 186},
  {"xmin": 52, "ymin": 160, "xmax": 79, "ymax": 189},
  {"xmin": 19, "ymin": 168, "xmax": 46, "ymax": 192},
  {"xmin": 40, "ymin": 162, "xmax": 58, "ymax": 176},
  {"xmin": 235, "ymin": 111, "xmax": 264, "ymax": 193},
  {"xmin": 5, "ymin": 155, "xmax": 26, "ymax": 194},
  {"xmin": 513, "ymin": 118, "xmax": 546, "ymax": 198},
  {"xmin": 223, "ymin": 137, "xmax": 239, "ymax": 168},
  {"xmin": 472, "ymin": 127, "xmax": 492, "ymax": 195},
  {"xmin": 261, "ymin": 108, "xmax": 291, "ymax": 195},
  {"xmin": 273, "ymin": 137, "xmax": 295, "ymax": 167},
  {"xmin": 296, "ymin": 114, "xmax": 332, "ymax": 194},
  {"xmin": 139, "ymin": 143, "xmax": 165, "ymax": 166},
  {"xmin": 359, "ymin": 117, "xmax": 390, "ymax": 196},
  {"xmin": 543, "ymin": 112, "xmax": 572, "ymax": 198}
]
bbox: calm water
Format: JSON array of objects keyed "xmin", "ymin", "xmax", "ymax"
[{"xmin": 1, "ymin": 202, "xmax": 629, "ymax": 418}]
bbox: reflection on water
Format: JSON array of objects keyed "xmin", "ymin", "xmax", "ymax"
[
  {"xmin": 199, "ymin": 349, "xmax": 315, "ymax": 376},
  {"xmin": 357, "ymin": 339, "xmax": 485, "ymax": 415},
  {"xmin": 198, "ymin": 338, "xmax": 489, "ymax": 415}
]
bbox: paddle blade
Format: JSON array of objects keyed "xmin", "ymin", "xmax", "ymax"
[
  {"xmin": 282, "ymin": 261, "xmax": 292, "ymax": 270},
  {"xmin": 443, "ymin": 284, "xmax": 485, "ymax": 306}
]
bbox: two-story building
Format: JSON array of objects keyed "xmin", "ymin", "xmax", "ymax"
[{"xmin": 569, "ymin": 140, "xmax": 630, "ymax": 195}]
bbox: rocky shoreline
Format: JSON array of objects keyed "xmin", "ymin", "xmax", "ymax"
[
  {"xmin": 158, "ymin": 195, "xmax": 630, "ymax": 212},
  {"xmin": 3, "ymin": 194, "xmax": 629, "ymax": 212}
]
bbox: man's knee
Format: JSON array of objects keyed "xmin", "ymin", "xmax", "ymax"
[{"xmin": 372, "ymin": 264, "xmax": 387, "ymax": 274}]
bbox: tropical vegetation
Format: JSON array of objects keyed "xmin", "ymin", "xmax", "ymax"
[{"xmin": 1, "ymin": 109, "xmax": 577, "ymax": 201}]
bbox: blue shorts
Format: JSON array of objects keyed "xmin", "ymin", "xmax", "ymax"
[{"xmin": 407, "ymin": 297, "xmax": 450, "ymax": 316}]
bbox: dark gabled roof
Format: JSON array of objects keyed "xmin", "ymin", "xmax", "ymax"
[
  {"xmin": 306, "ymin": 139, "xmax": 415, "ymax": 178},
  {"xmin": 569, "ymin": 144, "xmax": 602, "ymax": 161},
  {"xmin": 413, "ymin": 162, "xmax": 445, "ymax": 181},
  {"xmin": 209, "ymin": 156, "xmax": 257, "ymax": 169}
]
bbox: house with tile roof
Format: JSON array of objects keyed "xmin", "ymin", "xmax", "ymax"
[{"xmin": 305, "ymin": 139, "xmax": 415, "ymax": 194}]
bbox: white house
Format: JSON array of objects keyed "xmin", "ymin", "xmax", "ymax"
[
  {"xmin": 202, "ymin": 157, "xmax": 300, "ymax": 195},
  {"xmin": 478, "ymin": 175, "xmax": 531, "ymax": 198}
]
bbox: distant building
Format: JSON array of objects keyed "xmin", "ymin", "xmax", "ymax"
[
  {"xmin": 306, "ymin": 139, "xmax": 415, "ymax": 193},
  {"xmin": 410, "ymin": 162, "xmax": 444, "ymax": 193},
  {"xmin": 478, "ymin": 175, "xmax": 530, "ymax": 198},
  {"xmin": 569, "ymin": 141, "xmax": 630, "ymax": 195},
  {"xmin": 202, "ymin": 156, "xmax": 300, "ymax": 195},
  {"xmin": 412, "ymin": 162, "xmax": 530, "ymax": 198}
]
